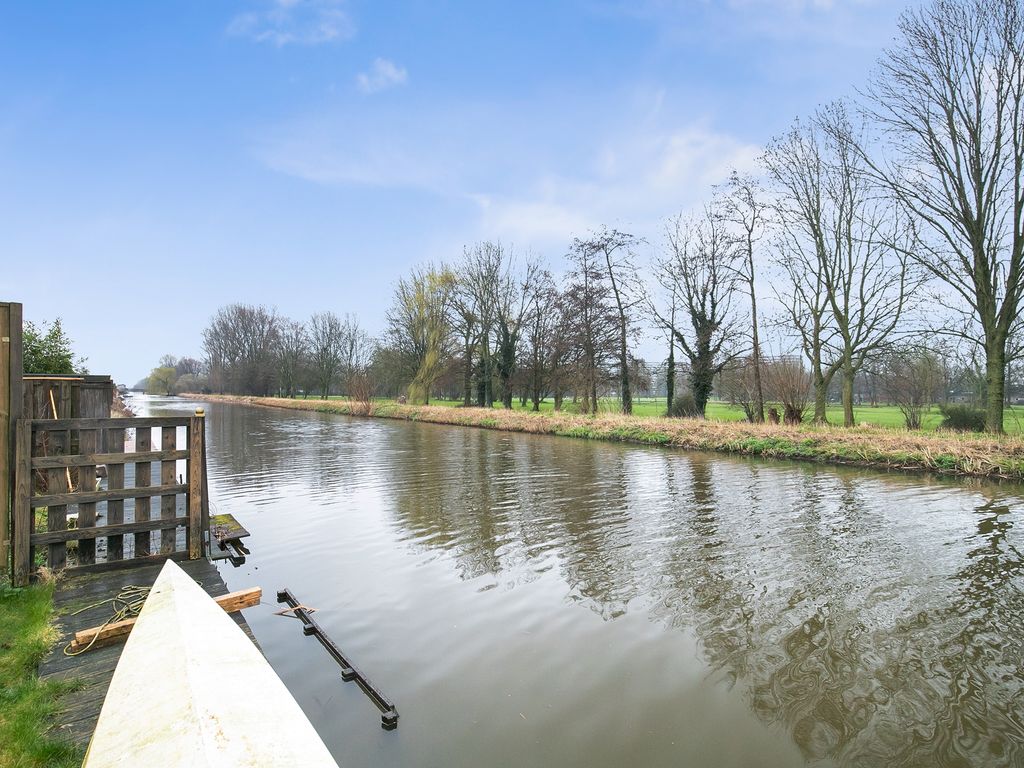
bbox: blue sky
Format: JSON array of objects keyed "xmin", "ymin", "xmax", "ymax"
[{"xmin": 0, "ymin": 0, "xmax": 910, "ymax": 384}]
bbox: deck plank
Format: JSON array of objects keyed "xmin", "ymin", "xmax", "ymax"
[{"xmin": 38, "ymin": 557, "xmax": 260, "ymax": 750}]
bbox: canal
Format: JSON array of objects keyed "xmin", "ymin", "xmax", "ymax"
[{"xmin": 135, "ymin": 395, "xmax": 1024, "ymax": 767}]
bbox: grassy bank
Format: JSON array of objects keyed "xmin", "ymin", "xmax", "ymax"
[
  {"xmin": 196, "ymin": 394, "xmax": 1024, "ymax": 482},
  {"xmin": 284, "ymin": 394, "xmax": 1024, "ymax": 433},
  {"xmin": 0, "ymin": 580, "xmax": 81, "ymax": 768}
]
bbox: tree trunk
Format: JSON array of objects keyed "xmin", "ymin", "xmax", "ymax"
[
  {"xmin": 985, "ymin": 339, "xmax": 1006, "ymax": 433},
  {"xmin": 748, "ymin": 260, "xmax": 765, "ymax": 423},
  {"xmin": 666, "ymin": 344, "xmax": 675, "ymax": 414},
  {"xmin": 463, "ymin": 334, "xmax": 473, "ymax": 406},
  {"xmin": 841, "ymin": 356, "xmax": 855, "ymax": 427}
]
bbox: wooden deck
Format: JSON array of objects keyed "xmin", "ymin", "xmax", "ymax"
[{"xmin": 38, "ymin": 557, "xmax": 259, "ymax": 749}]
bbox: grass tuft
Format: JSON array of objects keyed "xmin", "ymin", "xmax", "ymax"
[{"xmin": 0, "ymin": 579, "xmax": 82, "ymax": 768}]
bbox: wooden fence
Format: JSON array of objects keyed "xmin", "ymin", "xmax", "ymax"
[{"xmin": 11, "ymin": 414, "xmax": 208, "ymax": 586}]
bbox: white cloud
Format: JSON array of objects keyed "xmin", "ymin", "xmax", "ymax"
[
  {"xmin": 356, "ymin": 58, "xmax": 408, "ymax": 94},
  {"xmin": 253, "ymin": 91, "xmax": 763, "ymax": 249},
  {"xmin": 227, "ymin": 0, "xmax": 354, "ymax": 47}
]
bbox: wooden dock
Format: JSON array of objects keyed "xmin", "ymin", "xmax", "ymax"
[{"xmin": 38, "ymin": 557, "xmax": 259, "ymax": 749}]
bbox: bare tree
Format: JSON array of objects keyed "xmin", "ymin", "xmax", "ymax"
[
  {"xmin": 764, "ymin": 104, "xmax": 916, "ymax": 427},
  {"xmin": 308, "ymin": 312, "xmax": 345, "ymax": 399},
  {"xmin": 201, "ymin": 304, "xmax": 280, "ymax": 395},
  {"xmin": 563, "ymin": 240, "xmax": 620, "ymax": 414},
  {"xmin": 655, "ymin": 207, "xmax": 743, "ymax": 417},
  {"xmin": 877, "ymin": 344, "xmax": 944, "ymax": 429},
  {"xmin": 276, "ymin": 319, "xmax": 308, "ymax": 398},
  {"xmin": 463, "ymin": 242, "xmax": 503, "ymax": 407},
  {"xmin": 523, "ymin": 270, "xmax": 558, "ymax": 411},
  {"xmin": 721, "ymin": 172, "xmax": 769, "ymax": 422},
  {"xmin": 493, "ymin": 255, "xmax": 541, "ymax": 408},
  {"xmin": 572, "ymin": 228, "xmax": 644, "ymax": 414},
  {"xmin": 859, "ymin": 0, "xmax": 1024, "ymax": 432},
  {"xmin": 763, "ymin": 357, "xmax": 813, "ymax": 425}
]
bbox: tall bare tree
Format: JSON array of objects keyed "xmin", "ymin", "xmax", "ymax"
[
  {"xmin": 308, "ymin": 312, "xmax": 346, "ymax": 399},
  {"xmin": 860, "ymin": 0, "xmax": 1024, "ymax": 432},
  {"xmin": 201, "ymin": 304, "xmax": 280, "ymax": 395},
  {"xmin": 277, "ymin": 319, "xmax": 308, "ymax": 398},
  {"xmin": 571, "ymin": 228, "xmax": 643, "ymax": 414},
  {"xmin": 564, "ymin": 239, "xmax": 620, "ymax": 413},
  {"xmin": 655, "ymin": 207, "xmax": 743, "ymax": 416},
  {"xmin": 721, "ymin": 172, "xmax": 769, "ymax": 423},
  {"xmin": 765, "ymin": 104, "xmax": 916, "ymax": 427}
]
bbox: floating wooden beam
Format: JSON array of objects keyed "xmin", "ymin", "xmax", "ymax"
[{"xmin": 68, "ymin": 587, "xmax": 262, "ymax": 653}]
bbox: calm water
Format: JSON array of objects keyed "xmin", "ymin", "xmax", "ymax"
[{"xmin": 133, "ymin": 395, "xmax": 1024, "ymax": 768}]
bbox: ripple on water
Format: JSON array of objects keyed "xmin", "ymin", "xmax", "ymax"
[{"xmin": 137, "ymin": 396, "xmax": 1024, "ymax": 768}]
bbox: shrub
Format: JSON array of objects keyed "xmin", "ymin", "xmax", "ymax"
[
  {"xmin": 938, "ymin": 404, "xmax": 986, "ymax": 432},
  {"xmin": 668, "ymin": 391, "xmax": 701, "ymax": 418}
]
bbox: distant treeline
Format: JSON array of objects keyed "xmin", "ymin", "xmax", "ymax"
[{"xmin": 151, "ymin": 0, "xmax": 1024, "ymax": 434}]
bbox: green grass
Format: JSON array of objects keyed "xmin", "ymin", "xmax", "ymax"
[
  {"xmin": 0, "ymin": 580, "xmax": 82, "ymax": 768},
  {"xmin": 420, "ymin": 398, "xmax": 1024, "ymax": 433}
]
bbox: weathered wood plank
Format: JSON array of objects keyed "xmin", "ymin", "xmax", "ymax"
[
  {"xmin": 134, "ymin": 428, "xmax": 152, "ymax": 557},
  {"xmin": 187, "ymin": 417, "xmax": 202, "ymax": 559},
  {"xmin": 33, "ymin": 417, "xmax": 188, "ymax": 431},
  {"xmin": 45, "ymin": 429, "xmax": 69, "ymax": 570},
  {"xmin": 160, "ymin": 427, "xmax": 177, "ymax": 554},
  {"xmin": 31, "ymin": 483, "xmax": 187, "ymax": 508},
  {"xmin": 32, "ymin": 449, "xmax": 188, "ymax": 469},
  {"xmin": 31, "ymin": 516, "xmax": 189, "ymax": 545},
  {"xmin": 0, "ymin": 302, "xmax": 20, "ymax": 578},
  {"xmin": 77, "ymin": 429, "xmax": 97, "ymax": 565},
  {"xmin": 12, "ymin": 419, "xmax": 32, "ymax": 585},
  {"xmin": 105, "ymin": 428, "xmax": 125, "ymax": 561},
  {"xmin": 69, "ymin": 588, "xmax": 262, "ymax": 652}
]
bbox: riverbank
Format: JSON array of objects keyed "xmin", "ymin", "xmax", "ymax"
[
  {"xmin": 0, "ymin": 578, "xmax": 82, "ymax": 768},
  {"xmin": 193, "ymin": 395, "xmax": 1024, "ymax": 482}
]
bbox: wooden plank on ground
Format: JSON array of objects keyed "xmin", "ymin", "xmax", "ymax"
[{"xmin": 68, "ymin": 587, "xmax": 262, "ymax": 652}]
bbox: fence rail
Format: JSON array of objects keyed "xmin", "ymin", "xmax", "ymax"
[{"xmin": 11, "ymin": 413, "xmax": 208, "ymax": 585}]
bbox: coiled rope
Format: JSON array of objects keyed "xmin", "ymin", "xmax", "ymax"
[{"xmin": 63, "ymin": 585, "xmax": 152, "ymax": 656}]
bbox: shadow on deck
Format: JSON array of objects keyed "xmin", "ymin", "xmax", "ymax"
[{"xmin": 38, "ymin": 557, "xmax": 259, "ymax": 749}]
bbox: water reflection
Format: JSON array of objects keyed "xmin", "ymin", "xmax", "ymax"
[
  {"xmin": 136, "ymin": 395, "xmax": 1024, "ymax": 767},
  {"xmin": 382, "ymin": 432, "xmax": 1024, "ymax": 766}
]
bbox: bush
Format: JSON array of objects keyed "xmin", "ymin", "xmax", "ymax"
[
  {"xmin": 668, "ymin": 391, "xmax": 701, "ymax": 418},
  {"xmin": 938, "ymin": 404, "xmax": 986, "ymax": 432}
]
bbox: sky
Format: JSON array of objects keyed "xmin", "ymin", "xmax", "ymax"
[{"xmin": 0, "ymin": 0, "xmax": 913, "ymax": 385}]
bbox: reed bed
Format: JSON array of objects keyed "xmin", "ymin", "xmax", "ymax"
[{"xmin": 196, "ymin": 395, "xmax": 1024, "ymax": 481}]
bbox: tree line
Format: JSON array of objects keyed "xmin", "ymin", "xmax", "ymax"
[{"xmin": 154, "ymin": 0, "xmax": 1024, "ymax": 434}]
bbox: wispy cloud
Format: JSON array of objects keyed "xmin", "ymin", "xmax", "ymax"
[
  {"xmin": 227, "ymin": 0, "xmax": 354, "ymax": 47},
  {"xmin": 356, "ymin": 58, "xmax": 408, "ymax": 93},
  {"xmin": 253, "ymin": 90, "xmax": 761, "ymax": 249}
]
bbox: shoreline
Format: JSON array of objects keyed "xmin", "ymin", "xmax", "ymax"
[{"xmin": 187, "ymin": 394, "xmax": 1024, "ymax": 483}]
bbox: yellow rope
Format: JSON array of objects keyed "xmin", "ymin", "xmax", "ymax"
[{"xmin": 62, "ymin": 584, "xmax": 151, "ymax": 656}]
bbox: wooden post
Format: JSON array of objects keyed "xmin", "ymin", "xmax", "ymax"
[
  {"xmin": 1, "ymin": 302, "xmax": 23, "ymax": 580},
  {"xmin": 46, "ymin": 428, "xmax": 68, "ymax": 570},
  {"xmin": 200, "ymin": 410, "xmax": 210, "ymax": 547},
  {"xmin": 187, "ymin": 412, "xmax": 203, "ymax": 559},
  {"xmin": 76, "ymin": 428, "xmax": 97, "ymax": 564},
  {"xmin": 106, "ymin": 427, "xmax": 125, "ymax": 561},
  {"xmin": 134, "ymin": 427, "xmax": 151, "ymax": 557},
  {"xmin": 160, "ymin": 426, "xmax": 176, "ymax": 554},
  {"xmin": 12, "ymin": 419, "xmax": 31, "ymax": 586}
]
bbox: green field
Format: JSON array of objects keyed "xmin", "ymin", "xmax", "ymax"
[
  {"xmin": 401, "ymin": 397, "xmax": 1024, "ymax": 433},
  {"xmin": 294, "ymin": 393, "xmax": 1024, "ymax": 432}
]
